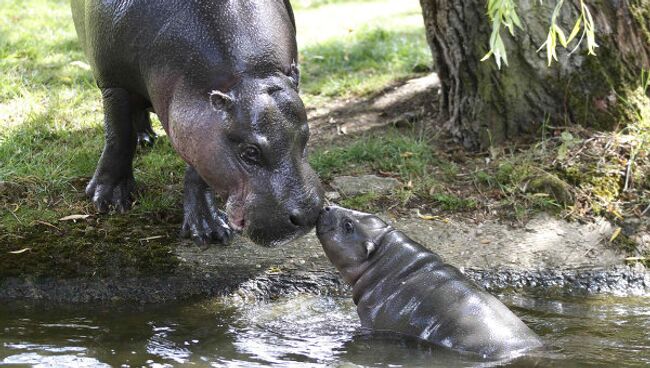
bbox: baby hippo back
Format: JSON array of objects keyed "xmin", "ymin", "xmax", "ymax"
[{"xmin": 353, "ymin": 231, "xmax": 542, "ymax": 359}]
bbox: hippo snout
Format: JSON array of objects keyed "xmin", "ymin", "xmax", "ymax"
[
  {"xmin": 289, "ymin": 202, "xmax": 321, "ymax": 228},
  {"xmin": 316, "ymin": 206, "xmax": 338, "ymax": 235},
  {"xmin": 245, "ymin": 183, "xmax": 323, "ymax": 246}
]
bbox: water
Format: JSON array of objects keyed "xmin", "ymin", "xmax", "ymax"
[{"xmin": 1, "ymin": 292, "xmax": 649, "ymax": 367}]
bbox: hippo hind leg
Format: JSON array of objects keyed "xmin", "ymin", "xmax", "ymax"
[
  {"xmin": 180, "ymin": 165, "xmax": 235, "ymax": 246},
  {"xmin": 86, "ymin": 88, "xmax": 139, "ymax": 213},
  {"xmin": 133, "ymin": 108, "xmax": 157, "ymax": 147}
]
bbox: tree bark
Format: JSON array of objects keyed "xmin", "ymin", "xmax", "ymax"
[{"xmin": 419, "ymin": 0, "xmax": 650, "ymax": 149}]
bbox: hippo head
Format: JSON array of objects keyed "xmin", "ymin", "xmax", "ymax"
[
  {"xmin": 169, "ymin": 70, "xmax": 323, "ymax": 246},
  {"xmin": 316, "ymin": 206, "xmax": 391, "ymax": 284}
]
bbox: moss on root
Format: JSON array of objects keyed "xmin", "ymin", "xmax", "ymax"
[{"xmin": 527, "ymin": 173, "xmax": 574, "ymax": 206}]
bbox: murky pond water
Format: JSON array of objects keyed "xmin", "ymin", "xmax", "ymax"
[{"xmin": 1, "ymin": 292, "xmax": 649, "ymax": 367}]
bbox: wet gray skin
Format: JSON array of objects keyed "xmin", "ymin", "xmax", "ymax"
[
  {"xmin": 70, "ymin": 0, "xmax": 323, "ymax": 246},
  {"xmin": 316, "ymin": 206, "xmax": 544, "ymax": 359}
]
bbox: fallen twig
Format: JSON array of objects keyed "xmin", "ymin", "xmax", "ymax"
[
  {"xmin": 641, "ymin": 203, "xmax": 650, "ymax": 217},
  {"xmin": 138, "ymin": 235, "xmax": 165, "ymax": 242},
  {"xmin": 35, "ymin": 220, "xmax": 63, "ymax": 232}
]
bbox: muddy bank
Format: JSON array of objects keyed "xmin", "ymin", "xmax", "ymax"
[{"xmin": 1, "ymin": 213, "xmax": 648, "ymax": 303}]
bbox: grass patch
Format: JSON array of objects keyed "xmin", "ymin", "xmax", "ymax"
[
  {"xmin": 300, "ymin": 26, "xmax": 431, "ymax": 97},
  {"xmin": 295, "ymin": 0, "xmax": 431, "ymax": 100},
  {"xmin": 472, "ymin": 110, "xmax": 649, "ymax": 222},
  {"xmin": 310, "ymin": 130, "xmax": 436, "ymax": 182},
  {"xmin": 430, "ymin": 193, "xmax": 478, "ymax": 212},
  {"xmin": 473, "ymin": 159, "xmax": 566, "ymax": 221},
  {"xmin": 311, "ymin": 129, "xmax": 477, "ymax": 213},
  {"xmin": 340, "ymin": 192, "xmax": 383, "ymax": 212}
]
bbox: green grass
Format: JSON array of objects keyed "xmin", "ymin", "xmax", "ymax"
[
  {"xmin": 310, "ymin": 131, "xmax": 436, "ymax": 181},
  {"xmin": 430, "ymin": 193, "xmax": 478, "ymax": 212},
  {"xmin": 295, "ymin": 0, "xmax": 431, "ymax": 99},
  {"xmin": 339, "ymin": 192, "xmax": 382, "ymax": 212},
  {"xmin": 310, "ymin": 130, "xmax": 472, "ymax": 212},
  {"xmin": 301, "ymin": 26, "xmax": 431, "ymax": 97}
]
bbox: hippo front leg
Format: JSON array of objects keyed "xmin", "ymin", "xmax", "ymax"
[
  {"xmin": 86, "ymin": 88, "xmax": 137, "ymax": 213},
  {"xmin": 180, "ymin": 165, "xmax": 235, "ymax": 246}
]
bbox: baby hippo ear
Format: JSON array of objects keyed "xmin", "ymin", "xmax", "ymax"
[
  {"xmin": 363, "ymin": 241, "xmax": 376, "ymax": 258},
  {"xmin": 209, "ymin": 90, "xmax": 235, "ymax": 111},
  {"xmin": 288, "ymin": 60, "xmax": 300, "ymax": 90}
]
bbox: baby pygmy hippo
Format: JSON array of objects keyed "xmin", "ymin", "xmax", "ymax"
[{"xmin": 316, "ymin": 206, "xmax": 542, "ymax": 359}]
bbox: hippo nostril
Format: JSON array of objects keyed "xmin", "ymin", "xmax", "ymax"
[
  {"xmin": 289, "ymin": 210, "xmax": 304, "ymax": 227},
  {"xmin": 324, "ymin": 206, "xmax": 331, "ymax": 212}
]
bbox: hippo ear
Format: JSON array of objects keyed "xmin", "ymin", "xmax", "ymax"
[
  {"xmin": 288, "ymin": 60, "xmax": 300, "ymax": 90},
  {"xmin": 209, "ymin": 90, "xmax": 235, "ymax": 111},
  {"xmin": 363, "ymin": 241, "xmax": 376, "ymax": 258}
]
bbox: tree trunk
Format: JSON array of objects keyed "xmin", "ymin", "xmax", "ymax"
[{"xmin": 419, "ymin": 0, "xmax": 650, "ymax": 149}]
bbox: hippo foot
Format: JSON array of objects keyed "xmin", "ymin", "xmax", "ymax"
[
  {"xmin": 180, "ymin": 206, "xmax": 235, "ymax": 247},
  {"xmin": 136, "ymin": 127, "xmax": 157, "ymax": 147},
  {"xmin": 134, "ymin": 109, "xmax": 157, "ymax": 148},
  {"xmin": 86, "ymin": 174, "xmax": 135, "ymax": 214}
]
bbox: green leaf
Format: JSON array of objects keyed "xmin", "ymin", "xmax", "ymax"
[
  {"xmin": 495, "ymin": 34, "xmax": 508, "ymax": 66},
  {"xmin": 481, "ymin": 50, "xmax": 494, "ymax": 62},
  {"xmin": 567, "ymin": 18, "xmax": 582, "ymax": 43},
  {"xmin": 511, "ymin": 11, "xmax": 523, "ymax": 29},
  {"xmin": 545, "ymin": 33, "xmax": 554, "ymax": 65},
  {"xmin": 554, "ymin": 24, "xmax": 568, "ymax": 48}
]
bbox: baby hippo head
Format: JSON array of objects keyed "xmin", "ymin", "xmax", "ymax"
[{"xmin": 316, "ymin": 206, "xmax": 391, "ymax": 284}]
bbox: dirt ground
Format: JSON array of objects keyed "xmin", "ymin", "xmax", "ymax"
[
  {"xmin": 307, "ymin": 73, "xmax": 440, "ymax": 145},
  {"xmin": 3, "ymin": 210, "xmax": 647, "ymax": 303}
]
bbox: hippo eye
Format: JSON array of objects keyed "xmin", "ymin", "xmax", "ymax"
[
  {"xmin": 343, "ymin": 219, "xmax": 354, "ymax": 234},
  {"xmin": 240, "ymin": 145, "xmax": 262, "ymax": 165}
]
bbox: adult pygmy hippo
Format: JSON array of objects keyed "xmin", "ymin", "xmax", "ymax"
[
  {"xmin": 317, "ymin": 206, "xmax": 543, "ymax": 359},
  {"xmin": 71, "ymin": 0, "xmax": 323, "ymax": 246}
]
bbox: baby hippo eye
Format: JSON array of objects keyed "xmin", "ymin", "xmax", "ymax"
[
  {"xmin": 240, "ymin": 145, "xmax": 261, "ymax": 165},
  {"xmin": 343, "ymin": 219, "xmax": 354, "ymax": 234}
]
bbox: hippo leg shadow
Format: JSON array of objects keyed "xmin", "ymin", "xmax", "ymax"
[
  {"xmin": 86, "ymin": 88, "xmax": 140, "ymax": 214},
  {"xmin": 180, "ymin": 165, "xmax": 235, "ymax": 246}
]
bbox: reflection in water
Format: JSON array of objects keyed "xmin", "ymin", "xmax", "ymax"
[
  {"xmin": 1, "ymin": 293, "xmax": 649, "ymax": 367},
  {"xmin": 228, "ymin": 295, "xmax": 358, "ymax": 367},
  {"xmin": 2, "ymin": 353, "xmax": 110, "ymax": 367}
]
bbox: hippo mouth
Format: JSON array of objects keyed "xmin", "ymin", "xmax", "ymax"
[
  {"xmin": 316, "ymin": 223, "xmax": 336, "ymax": 236},
  {"xmin": 225, "ymin": 194, "xmax": 246, "ymax": 232},
  {"xmin": 316, "ymin": 208, "xmax": 336, "ymax": 236}
]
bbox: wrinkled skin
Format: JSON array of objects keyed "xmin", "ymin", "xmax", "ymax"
[
  {"xmin": 317, "ymin": 206, "xmax": 543, "ymax": 359},
  {"xmin": 71, "ymin": 0, "xmax": 323, "ymax": 246}
]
